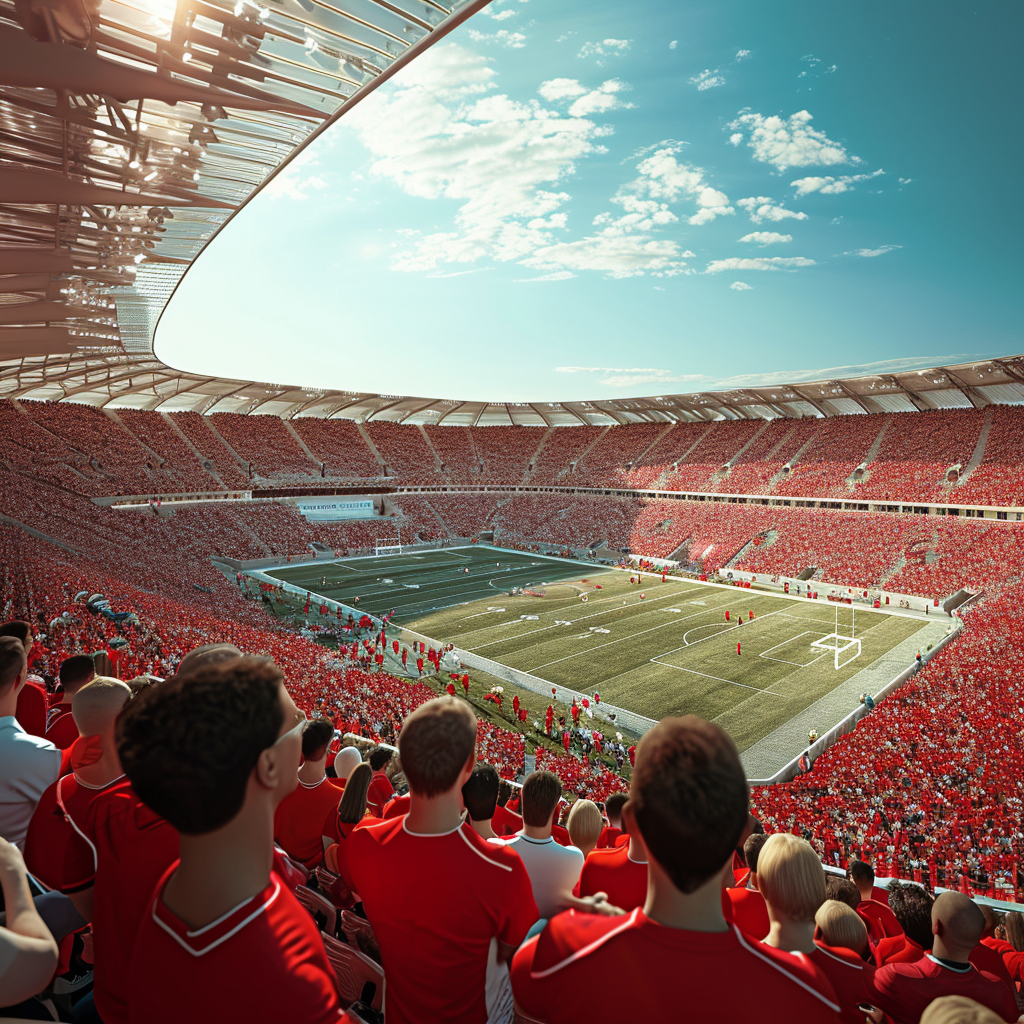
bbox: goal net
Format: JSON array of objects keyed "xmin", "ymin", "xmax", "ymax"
[
  {"xmin": 811, "ymin": 605, "xmax": 862, "ymax": 669},
  {"xmin": 375, "ymin": 540, "xmax": 403, "ymax": 557}
]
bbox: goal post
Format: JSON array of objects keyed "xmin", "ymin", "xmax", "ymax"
[
  {"xmin": 375, "ymin": 540, "xmax": 403, "ymax": 557},
  {"xmin": 810, "ymin": 604, "xmax": 862, "ymax": 669}
]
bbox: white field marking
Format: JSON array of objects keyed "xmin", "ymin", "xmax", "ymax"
[
  {"xmin": 657, "ymin": 608, "xmax": 788, "ymax": 659},
  {"xmin": 666, "ymin": 608, "xmax": 682, "ymax": 613},
  {"xmin": 688, "ymin": 599, "xmax": 707, "ymax": 606},
  {"xmin": 588, "ymin": 627, "xmax": 610, "ymax": 634},
  {"xmin": 462, "ymin": 609, "xmax": 506, "ymax": 620},
  {"xmin": 554, "ymin": 620, "xmax": 573, "ymax": 626},
  {"xmin": 648, "ymin": 660, "xmax": 784, "ymax": 696},
  {"xmin": 758, "ymin": 631, "xmax": 831, "ymax": 668}
]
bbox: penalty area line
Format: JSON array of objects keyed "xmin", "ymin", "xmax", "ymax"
[{"xmin": 648, "ymin": 659, "xmax": 784, "ymax": 696}]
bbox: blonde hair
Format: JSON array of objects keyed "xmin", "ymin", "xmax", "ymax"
[
  {"xmin": 919, "ymin": 995, "xmax": 1006, "ymax": 1024},
  {"xmin": 567, "ymin": 799, "xmax": 603, "ymax": 854},
  {"xmin": 72, "ymin": 676, "xmax": 131, "ymax": 737},
  {"xmin": 757, "ymin": 833, "xmax": 826, "ymax": 923},
  {"xmin": 815, "ymin": 899, "xmax": 869, "ymax": 954}
]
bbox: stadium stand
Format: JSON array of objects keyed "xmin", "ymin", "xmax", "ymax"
[{"xmin": 291, "ymin": 418, "xmax": 383, "ymax": 481}]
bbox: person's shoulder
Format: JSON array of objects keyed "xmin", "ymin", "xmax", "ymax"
[
  {"xmin": 4, "ymin": 723, "xmax": 59, "ymax": 758},
  {"xmin": 347, "ymin": 814, "xmax": 402, "ymax": 847},
  {"xmin": 734, "ymin": 934, "xmax": 840, "ymax": 1009},
  {"xmin": 522, "ymin": 908, "xmax": 641, "ymax": 977}
]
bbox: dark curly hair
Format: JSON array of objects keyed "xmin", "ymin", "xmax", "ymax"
[
  {"xmin": 116, "ymin": 656, "xmax": 284, "ymax": 835},
  {"xmin": 886, "ymin": 880, "xmax": 935, "ymax": 949}
]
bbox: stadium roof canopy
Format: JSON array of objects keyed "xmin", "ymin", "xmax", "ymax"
[{"xmin": 2, "ymin": 0, "xmax": 1023, "ymax": 426}]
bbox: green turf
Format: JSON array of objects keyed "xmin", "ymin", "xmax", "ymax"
[{"xmin": 267, "ymin": 547, "xmax": 932, "ymax": 752}]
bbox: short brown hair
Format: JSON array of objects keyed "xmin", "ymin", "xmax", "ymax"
[
  {"xmin": 604, "ymin": 792, "xmax": 628, "ymax": 822},
  {"xmin": 0, "ymin": 636, "xmax": 27, "ymax": 693},
  {"xmin": 824, "ymin": 875, "xmax": 861, "ymax": 910},
  {"xmin": 628, "ymin": 716, "xmax": 748, "ymax": 894},
  {"xmin": 398, "ymin": 697, "xmax": 476, "ymax": 798},
  {"xmin": 521, "ymin": 770, "xmax": 562, "ymax": 828},
  {"xmin": 744, "ymin": 831, "xmax": 771, "ymax": 874}
]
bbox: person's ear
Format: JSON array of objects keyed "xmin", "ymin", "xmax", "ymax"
[
  {"xmin": 255, "ymin": 744, "xmax": 289, "ymax": 792},
  {"xmin": 932, "ymin": 918, "xmax": 942, "ymax": 938}
]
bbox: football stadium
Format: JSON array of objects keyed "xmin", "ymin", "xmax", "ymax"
[{"xmin": 1, "ymin": 0, "xmax": 1022, "ymax": 1021}]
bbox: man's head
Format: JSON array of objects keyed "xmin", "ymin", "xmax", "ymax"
[
  {"xmin": 624, "ymin": 716, "xmax": 748, "ymax": 895},
  {"xmin": 497, "ymin": 780, "xmax": 513, "ymax": 808},
  {"xmin": 72, "ymin": 676, "xmax": 131, "ymax": 744},
  {"xmin": 744, "ymin": 832, "xmax": 771, "ymax": 877},
  {"xmin": 932, "ymin": 891, "xmax": 984, "ymax": 961},
  {"xmin": 334, "ymin": 745, "xmax": 362, "ymax": 781},
  {"xmin": 604, "ymin": 792, "xmax": 628, "ymax": 828},
  {"xmin": 824, "ymin": 875, "xmax": 862, "ymax": 910},
  {"xmin": 0, "ymin": 620, "xmax": 33, "ymax": 653},
  {"xmin": 117, "ymin": 656, "xmax": 302, "ymax": 835},
  {"xmin": 521, "ymin": 770, "xmax": 562, "ymax": 829},
  {"xmin": 368, "ymin": 746, "xmax": 393, "ymax": 773},
  {"xmin": 848, "ymin": 859, "xmax": 875, "ymax": 896},
  {"xmin": 757, "ymin": 834, "xmax": 826, "ymax": 925},
  {"xmin": 176, "ymin": 643, "xmax": 242, "ymax": 677},
  {"xmin": 397, "ymin": 697, "xmax": 476, "ymax": 799},
  {"xmin": 301, "ymin": 718, "xmax": 334, "ymax": 762},
  {"xmin": 59, "ymin": 655, "xmax": 96, "ymax": 698},
  {"xmin": 0, "ymin": 635, "xmax": 28, "ymax": 701},
  {"xmin": 815, "ymin": 899, "xmax": 869, "ymax": 955},
  {"xmin": 886, "ymin": 880, "xmax": 935, "ymax": 949},
  {"xmin": 462, "ymin": 762, "xmax": 499, "ymax": 823}
]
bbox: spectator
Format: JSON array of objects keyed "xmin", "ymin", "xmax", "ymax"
[
  {"xmin": 919, "ymin": 996, "xmax": 1007, "ymax": 1024},
  {"xmin": 322, "ymin": 762, "xmax": 376, "ymax": 889},
  {"xmin": 365, "ymin": 745, "xmax": 394, "ymax": 817},
  {"xmin": 724, "ymin": 831, "xmax": 772, "ymax": 939},
  {"xmin": 0, "ymin": 621, "xmax": 47, "ymax": 738},
  {"xmin": 44, "ymin": 654, "xmax": 96, "ymax": 750},
  {"xmin": 511, "ymin": 716, "xmax": 842, "ymax": 1023},
  {"xmin": 867, "ymin": 892, "xmax": 1017, "ymax": 1024},
  {"xmin": 876, "ymin": 881, "xmax": 935, "ymax": 965},
  {"xmin": 0, "ymin": 837, "xmax": 59, "ymax": 1013},
  {"xmin": 347, "ymin": 698, "xmax": 538, "ymax": 1024},
  {"xmin": 118, "ymin": 656, "xmax": 346, "ymax": 1024},
  {"xmin": 596, "ymin": 791, "xmax": 627, "ymax": 849},
  {"xmin": 175, "ymin": 642, "xmax": 241, "ymax": 677},
  {"xmin": 566, "ymin": 799, "xmax": 603, "ymax": 858},
  {"xmin": 0, "ymin": 636, "xmax": 60, "ymax": 848},
  {"xmin": 274, "ymin": 717, "xmax": 345, "ymax": 869},
  {"xmin": 813, "ymin": 902, "xmax": 884, "ymax": 1024},
  {"xmin": 24, "ymin": 677, "xmax": 130, "ymax": 916},
  {"xmin": 816, "ymin": 899, "xmax": 872, "ymax": 960},
  {"xmin": 849, "ymin": 860, "xmax": 902, "ymax": 940},
  {"xmin": 1001, "ymin": 913, "xmax": 1024, "ymax": 991},
  {"xmin": 462, "ymin": 761, "xmax": 500, "ymax": 841},
  {"xmin": 492, "ymin": 779, "xmax": 523, "ymax": 837},
  {"xmin": 333, "ymin": 744, "xmax": 362, "ymax": 783}
]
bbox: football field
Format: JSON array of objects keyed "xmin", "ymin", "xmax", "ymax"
[{"xmin": 267, "ymin": 546, "xmax": 934, "ymax": 753}]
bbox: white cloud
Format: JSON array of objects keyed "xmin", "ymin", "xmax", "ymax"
[
  {"xmin": 555, "ymin": 366, "xmax": 706, "ymax": 388},
  {"xmin": 790, "ymin": 169, "xmax": 885, "ymax": 196},
  {"xmin": 730, "ymin": 281, "xmax": 753, "ymax": 290},
  {"xmin": 521, "ymin": 235, "xmax": 695, "ymax": 279},
  {"xmin": 538, "ymin": 78, "xmax": 631, "ymax": 118},
  {"xmin": 537, "ymin": 78, "xmax": 588, "ymax": 102},
  {"xmin": 738, "ymin": 231, "xmax": 792, "ymax": 246},
  {"xmin": 466, "ymin": 28, "xmax": 526, "ymax": 48},
  {"xmin": 485, "ymin": 7, "xmax": 518, "ymax": 19},
  {"xmin": 578, "ymin": 39, "xmax": 632, "ymax": 64},
  {"xmin": 691, "ymin": 69, "xmax": 725, "ymax": 91},
  {"xmin": 799, "ymin": 55, "xmax": 837, "ymax": 80},
  {"xmin": 843, "ymin": 245, "xmax": 901, "ymax": 258},
  {"xmin": 669, "ymin": 40, "xmax": 678, "ymax": 50},
  {"xmin": 736, "ymin": 196, "xmax": 808, "ymax": 224},
  {"xmin": 264, "ymin": 173, "xmax": 327, "ymax": 201},
  {"xmin": 735, "ymin": 49, "xmax": 752, "ymax": 61},
  {"xmin": 705, "ymin": 256, "xmax": 815, "ymax": 273},
  {"xmin": 727, "ymin": 109, "xmax": 860, "ymax": 171},
  {"xmin": 515, "ymin": 271, "xmax": 576, "ymax": 282},
  {"xmin": 898, "ymin": 177, "xmax": 913, "ymax": 187}
]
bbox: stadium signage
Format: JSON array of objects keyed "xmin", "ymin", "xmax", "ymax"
[{"xmin": 294, "ymin": 498, "xmax": 374, "ymax": 521}]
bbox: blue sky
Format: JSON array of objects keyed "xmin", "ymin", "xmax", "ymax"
[{"xmin": 157, "ymin": 0, "xmax": 1024, "ymax": 402}]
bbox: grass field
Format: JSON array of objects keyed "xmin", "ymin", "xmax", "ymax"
[{"xmin": 267, "ymin": 547, "xmax": 933, "ymax": 753}]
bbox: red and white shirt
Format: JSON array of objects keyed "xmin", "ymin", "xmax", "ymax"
[
  {"xmin": 809, "ymin": 942, "xmax": 878, "ymax": 1024},
  {"xmin": 273, "ymin": 774, "xmax": 344, "ymax": 869},
  {"xmin": 347, "ymin": 816, "xmax": 538, "ymax": 1024},
  {"xmin": 511, "ymin": 909, "xmax": 842, "ymax": 1024},
  {"xmin": 128, "ymin": 861, "xmax": 346, "ymax": 1024},
  {"xmin": 577, "ymin": 843, "xmax": 647, "ymax": 911},
  {"xmin": 23, "ymin": 772, "xmax": 124, "ymax": 893}
]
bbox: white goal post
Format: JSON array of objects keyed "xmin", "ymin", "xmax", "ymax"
[
  {"xmin": 811, "ymin": 605, "xmax": 862, "ymax": 669},
  {"xmin": 375, "ymin": 540, "xmax": 403, "ymax": 556}
]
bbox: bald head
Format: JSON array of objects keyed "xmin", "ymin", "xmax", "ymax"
[
  {"xmin": 177, "ymin": 643, "xmax": 242, "ymax": 677},
  {"xmin": 72, "ymin": 677, "xmax": 131, "ymax": 738},
  {"xmin": 334, "ymin": 745, "xmax": 362, "ymax": 781},
  {"xmin": 932, "ymin": 891, "xmax": 985, "ymax": 962}
]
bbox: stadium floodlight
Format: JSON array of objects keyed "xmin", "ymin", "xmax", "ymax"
[{"xmin": 811, "ymin": 605, "xmax": 862, "ymax": 669}]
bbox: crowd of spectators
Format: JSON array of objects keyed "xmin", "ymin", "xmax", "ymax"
[
  {"xmin": 208, "ymin": 412, "xmax": 320, "ymax": 480},
  {"xmin": 167, "ymin": 410, "xmax": 249, "ymax": 488},
  {"xmin": 291, "ymin": 418, "xmax": 384, "ymax": 480},
  {"xmin": 955, "ymin": 407, "xmax": 1024, "ymax": 508}
]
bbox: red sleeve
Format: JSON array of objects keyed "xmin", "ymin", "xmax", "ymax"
[{"xmin": 16, "ymin": 680, "xmax": 48, "ymax": 737}]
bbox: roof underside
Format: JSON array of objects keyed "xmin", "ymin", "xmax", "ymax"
[{"xmin": 1, "ymin": 0, "xmax": 1022, "ymax": 425}]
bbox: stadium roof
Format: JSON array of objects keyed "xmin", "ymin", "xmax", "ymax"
[{"xmin": 2, "ymin": 0, "xmax": 1023, "ymax": 425}]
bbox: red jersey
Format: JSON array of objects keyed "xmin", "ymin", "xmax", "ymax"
[
  {"xmin": 366, "ymin": 771, "xmax": 394, "ymax": 817},
  {"xmin": 84, "ymin": 782, "xmax": 180, "ymax": 1024},
  {"xmin": 968, "ymin": 939, "xmax": 1018, "ymax": 999},
  {"xmin": 382, "ymin": 793, "xmax": 411, "ymax": 819},
  {"xmin": 346, "ymin": 817, "xmax": 538, "ymax": 1024},
  {"xmin": 577, "ymin": 844, "xmax": 647, "ymax": 911},
  {"xmin": 23, "ymin": 772, "xmax": 124, "ymax": 893},
  {"xmin": 875, "ymin": 934, "xmax": 926, "ymax": 966},
  {"xmin": 723, "ymin": 885, "xmax": 771, "ymax": 940},
  {"xmin": 492, "ymin": 803, "xmax": 523, "ymax": 837},
  {"xmin": 856, "ymin": 898, "xmax": 903, "ymax": 941},
  {"xmin": 44, "ymin": 704, "xmax": 79, "ymax": 750},
  {"xmin": 868, "ymin": 953, "xmax": 1017, "ymax": 1024},
  {"xmin": 128, "ymin": 861, "xmax": 345, "ymax": 1024},
  {"xmin": 15, "ymin": 678, "xmax": 48, "ymax": 737},
  {"xmin": 596, "ymin": 825, "xmax": 622, "ymax": 849},
  {"xmin": 809, "ymin": 943, "xmax": 878, "ymax": 1024},
  {"xmin": 512, "ymin": 910, "xmax": 841, "ymax": 1023},
  {"xmin": 273, "ymin": 775, "xmax": 344, "ymax": 869}
]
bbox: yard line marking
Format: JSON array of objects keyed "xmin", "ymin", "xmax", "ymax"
[
  {"xmin": 758, "ymin": 631, "xmax": 831, "ymax": 667},
  {"xmin": 648, "ymin": 661, "xmax": 784, "ymax": 696}
]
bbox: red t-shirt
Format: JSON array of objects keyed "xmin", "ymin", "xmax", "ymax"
[
  {"xmin": 577, "ymin": 844, "xmax": 647, "ymax": 911},
  {"xmin": 382, "ymin": 793, "xmax": 411, "ymax": 819},
  {"xmin": 551, "ymin": 821, "xmax": 571, "ymax": 847},
  {"xmin": 23, "ymin": 772, "xmax": 125, "ymax": 893},
  {"xmin": 128, "ymin": 862, "xmax": 346, "ymax": 1024},
  {"xmin": 84, "ymin": 782, "xmax": 180, "ymax": 1024},
  {"xmin": 875, "ymin": 934, "xmax": 926, "ymax": 966},
  {"xmin": 868, "ymin": 953, "xmax": 1018, "ymax": 1024},
  {"xmin": 512, "ymin": 910, "xmax": 841, "ymax": 1023},
  {"xmin": 596, "ymin": 825, "xmax": 622, "ymax": 849},
  {"xmin": 857, "ymin": 898, "xmax": 903, "ymax": 941},
  {"xmin": 346, "ymin": 817, "xmax": 538, "ymax": 1024},
  {"xmin": 492, "ymin": 803, "xmax": 523, "ymax": 837},
  {"xmin": 365, "ymin": 771, "xmax": 394, "ymax": 817},
  {"xmin": 273, "ymin": 775, "xmax": 344, "ymax": 869},
  {"xmin": 723, "ymin": 886, "xmax": 771, "ymax": 940},
  {"xmin": 44, "ymin": 704, "xmax": 80, "ymax": 750},
  {"xmin": 809, "ymin": 943, "xmax": 878, "ymax": 1024},
  {"xmin": 16, "ymin": 679, "xmax": 48, "ymax": 737},
  {"xmin": 968, "ymin": 939, "xmax": 1018, "ymax": 999}
]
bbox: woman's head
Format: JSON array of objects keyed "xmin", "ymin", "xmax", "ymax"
[
  {"xmin": 567, "ymin": 799, "xmax": 603, "ymax": 855},
  {"xmin": 757, "ymin": 833, "xmax": 826, "ymax": 924},
  {"xmin": 815, "ymin": 899, "xmax": 869, "ymax": 954},
  {"xmin": 337, "ymin": 763, "xmax": 373, "ymax": 825},
  {"xmin": 1004, "ymin": 911, "xmax": 1024, "ymax": 952}
]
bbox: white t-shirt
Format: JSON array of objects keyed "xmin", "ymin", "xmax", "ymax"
[
  {"xmin": 0, "ymin": 715, "xmax": 61, "ymax": 848},
  {"xmin": 491, "ymin": 832, "xmax": 584, "ymax": 919}
]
